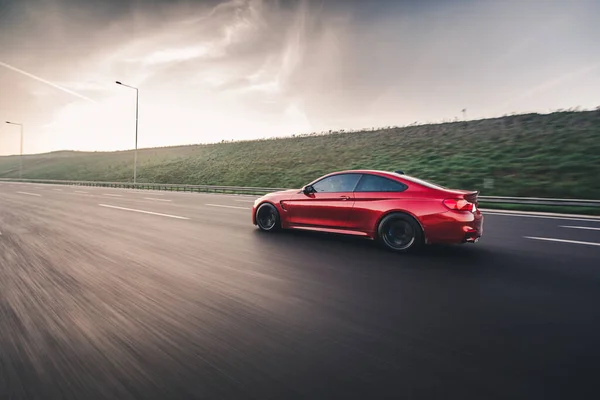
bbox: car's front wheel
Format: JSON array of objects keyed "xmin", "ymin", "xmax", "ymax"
[
  {"xmin": 255, "ymin": 203, "xmax": 281, "ymax": 232},
  {"xmin": 377, "ymin": 213, "xmax": 423, "ymax": 253}
]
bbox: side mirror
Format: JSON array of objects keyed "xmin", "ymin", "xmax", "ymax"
[{"xmin": 303, "ymin": 185, "xmax": 315, "ymax": 195}]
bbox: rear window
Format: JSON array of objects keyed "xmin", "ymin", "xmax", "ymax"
[
  {"xmin": 355, "ymin": 174, "xmax": 408, "ymax": 192},
  {"xmin": 394, "ymin": 174, "xmax": 448, "ymax": 190}
]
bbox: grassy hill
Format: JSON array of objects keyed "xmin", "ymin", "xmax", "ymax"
[{"xmin": 1, "ymin": 110, "xmax": 599, "ymax": 199}]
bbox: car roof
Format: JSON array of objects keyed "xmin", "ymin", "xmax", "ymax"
[
  {"xmin": 317, "ymin": 169, "xmax": 448, "ymax": 190},
  {"xmin": 325, "ymin": 169, "xmax": 401, "ymax": 178},
  {"xmin": 303, "ymin": 169, "xmax": 459, "ymax": 195}
]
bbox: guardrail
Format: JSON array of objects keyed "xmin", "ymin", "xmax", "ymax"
[
  {"xmin": 0, "ymin": 178, "xmax": 288, "ymax": 196},
  {"xmin": 1, "ymin": 178, "xmax": 599, "ymax": 208},
  {"xmin": 475, "ymin": 196, "xmax": 600, "ymax": 207}
]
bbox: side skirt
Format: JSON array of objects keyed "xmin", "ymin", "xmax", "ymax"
[{"xmin": 288, "ymin": 225, "xmax": 374, "ymax": 238}]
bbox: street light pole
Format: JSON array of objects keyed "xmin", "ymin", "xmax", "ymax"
[
  {"xmin": 5, "ymin": 121, "xmax": 23, "ymax": 179},
  {"xmin": 116, "ymin": 81, "xmax": 139, "ymax": 184}
]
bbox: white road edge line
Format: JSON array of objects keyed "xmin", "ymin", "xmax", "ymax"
[
  {"xmin": 53, "ymin": 189, "xmax": 62, "ymax": 191},
  {"xmin": 17, "ymin": 192, "xmax": 41, "ymax": 197},
  {"xmin": 205, "ymin": 204, "xmax": 249, "ymax": 210},
  {"xmin": 483, "ymin": 211, "xmax": 600, "ymax": 223},
  {"xmin": 74, "ymin": 191, "xmax": 89, "ymax": 194},
  {"xmin": 103, "ymin": 194, "xmax": 123, "ymax": 197},
  {"xmin": 143, "ymin": 198, "xmax": 172, "ymax": 202},
  {"xmin": 524, "ymin": 236, "xmax": 600, "ymax": 247},
  {"xmin": 560, "ymin": 226, "xmax": 600, "ymax": 231},
  {"xmin": 98, "ymin": 204, "xmax": 190, "ymax": 220}
]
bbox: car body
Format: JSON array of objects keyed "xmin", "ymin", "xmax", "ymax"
[{"xmin": 252, "ymin": 170, "xmax": 483, "ymax": 252}]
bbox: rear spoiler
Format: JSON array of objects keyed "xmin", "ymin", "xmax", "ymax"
[{"xmin": 464, "ymin": 191, "xmax": 479, "ymax": 204}]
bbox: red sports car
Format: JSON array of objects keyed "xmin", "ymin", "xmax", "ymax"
[{"xmin": 252, "ymin": 170, "xmax": 483, "ymax": 252}]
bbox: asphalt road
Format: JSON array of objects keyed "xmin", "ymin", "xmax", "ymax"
[{"xmin": 0, "ymin": 182, "xmax": 599, "ymax": 399}]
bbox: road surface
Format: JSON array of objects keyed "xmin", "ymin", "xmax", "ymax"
[{"xmin": 0, "ymin": 182, "xmax": 599, "ymax": 399}]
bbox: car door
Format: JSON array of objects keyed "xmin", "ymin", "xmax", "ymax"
[
  {"xmin": 282, "ymin": 173, "xmax": 361, "ymax": 229},
  {"xmin": 349, "ymin": 173, "xmax": 409, "ymax": 232}
]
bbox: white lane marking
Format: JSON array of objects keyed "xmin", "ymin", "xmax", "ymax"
[
  {"xmin": 483, "ymin": 211, "xmax": 600, "ymax": 223},
  {"xmin": 66, "ymin": 192, "xmax": 92, "ymax": 196},
  {"xmin": 17, "ymin": 192, "xmax": 41, "ymax": 197},
  {"xmin": 103, "ymin": 194, "xmax": 123, "ymax": 197},
  {"xmin": 560, "ymin": 226, "xmax": 600, "ymax": 231},
  {"xmin": 482, "ymin": 208, "xmax": 600, "ymax": 219},
  {"xmin": 53, "ymin": 189, "xmax": 63, "ymax": 192},
  {"xmin": 235, "ymin": 199, "xmax": 257, "ymax": 203},
  {"xmin": 143, "ymin": 197, "xmax": 172, "ymax": 202},
  {"xmin": 98, "ymin": 204, "xmax": 190, "ymax": 220},
  {"xmin": 205, "ymin": 204, "xmax": 249, "ymax": 210},
  {"xmin": 524, "ymin": 236, "xmax": 600, "ymax": 247},
  {"xmin": 74, "ymin": 190, "xmax": 89, "ymax": 194}
]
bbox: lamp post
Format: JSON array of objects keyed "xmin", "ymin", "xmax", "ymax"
[
  {"xmin": 5, "ymin": 121, "xmax": 23, "ymax": 179},
  {"xmin": 116, "ymin": 81, "xmax": 139, "ymax": 184}
]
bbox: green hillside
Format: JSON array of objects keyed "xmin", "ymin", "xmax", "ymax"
[{"xmin": 1, "ymin": 110, "xmax": 599, "ymax": 199}]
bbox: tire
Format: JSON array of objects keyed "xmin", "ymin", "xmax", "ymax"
[
  {"xmin": 377, "ymin": 213, "xmax": 423, "ymax": 253},
  {"xmin": 255, "ymin": 203, "xmax": 281, "ymax": 232}
]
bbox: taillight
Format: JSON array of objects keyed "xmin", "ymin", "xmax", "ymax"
[{"xmin": 443, "ymin": 198, "xmax": 475, "ymax": 212}]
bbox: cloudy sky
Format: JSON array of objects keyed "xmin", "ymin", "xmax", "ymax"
[{"xmin": 0, "ymin": 0, "xmax": 599, "ymax": 155}]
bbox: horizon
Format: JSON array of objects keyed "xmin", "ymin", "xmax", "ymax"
[
  {"xmin": 0, "ymin": 107, "xmax": 595, "ymax": 158},
  {"xmin": 1, "ymin": 0, "xmax": 600, "ymax": 156}
]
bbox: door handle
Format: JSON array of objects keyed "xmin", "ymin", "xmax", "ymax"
[{"xmin": 339, "ymin": 196, "xmax": 351, "ymax": 201}]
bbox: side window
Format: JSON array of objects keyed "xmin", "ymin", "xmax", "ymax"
[
  {"xmin": 355, "ymin": 174, "xmax": 408, "ymax": 192},
  {"xmin": 312, "ymin": 174, "xmax": 361, "ymax": 193}
]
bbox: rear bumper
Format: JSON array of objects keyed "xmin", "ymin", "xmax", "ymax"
[
  {"xmin": 462, "ymin": 226, "xmax": 482, "ymax": 243},
  {"xmin": 423, "ymin": 211, "xmax": 484, "ymax": 244}
]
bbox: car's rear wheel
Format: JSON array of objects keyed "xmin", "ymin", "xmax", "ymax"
[
  {"xmin": 377, "ymin": 213, "xmax": 423, "ymax": 253},
  {"xmin": 255, "ymin": 203, "xmax": 281, "ymax": 232}
]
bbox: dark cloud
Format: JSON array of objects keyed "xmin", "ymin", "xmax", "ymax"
[{"xmin": 1, "ymin": 0, "xmax": 599, "ymax": 154}]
